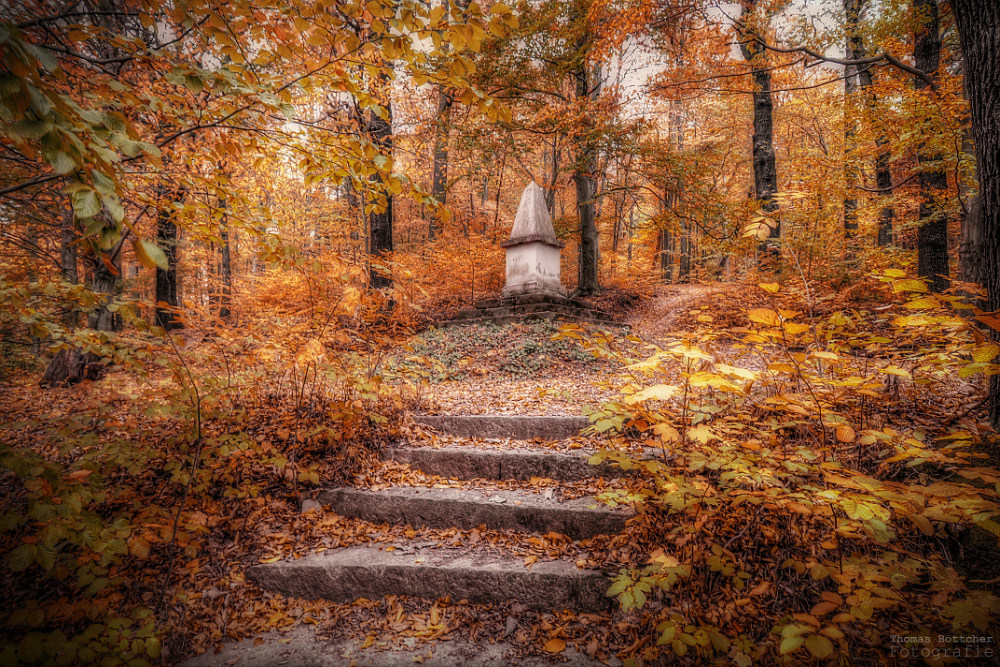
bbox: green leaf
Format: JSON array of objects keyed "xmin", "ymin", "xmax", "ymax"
[
  {"xmin": 606, "ymin": 579, "xmax": 629, "ymax": 597},
  {"xmin": 11, "ymin": 120, "xmax": 53, "ymax": 139},
  {"xmin": 133, "ymin": 239, "xmax": 168, "ymax": 271},
  {"xmin": 805, "ymin": 634, "xmax": 834, "ymax": 658},
  {"xmin": 779, "ymin": 635, "xmax": 804, "ymax": 655},
  {"xmin": 91, "ymin": 169, "xmax": 116, "ymax": 195},
  {"xmin": 0, "ymin": 74, "xmax": 21, "ymax": 98},
  {"xmin": 25, "ymin": 44, "xmax": 59, "ymax": 72},
  {"xmin": 10, "ymin": 544, "xmax": 36, "ymax": 572},
  {"xmin": 44, "ymin": 149, "xmax": 76, "ymax": 175},
  {"xmin": 71, "ymin": 189, "xmax": 101, "ymax": 218},
  {"xmin": 104, "ymin": 195, "xmax": 124, "ymax": 223}
]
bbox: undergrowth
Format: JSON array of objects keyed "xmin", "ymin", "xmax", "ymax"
[{"xmin": 571, "ymin": 273, "xmax": 1000, "ymax": 665}]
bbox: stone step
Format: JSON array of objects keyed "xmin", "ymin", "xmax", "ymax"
[
  {"xmin": 247, "ymin": 545, "xmax": 612, "ymax": 612},
  {"xmin": 385, "ymin": 445, "xmax": 627, "ymax": 482},
  {"xmin": 315, "ymin": 486, "xmax": 631, "ymax": 539},
  {"xmin": 413, "ymin": 414, "xmax": 590, "ymax": 440}
]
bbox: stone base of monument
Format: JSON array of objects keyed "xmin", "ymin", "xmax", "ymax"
[{"xmin": 438, "ymin": 293, "xmax": 617, "ymax": 328}]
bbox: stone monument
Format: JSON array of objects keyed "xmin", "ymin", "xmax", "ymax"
[
  {"xmin": 437, "ymin": 181, "xmax": 615, "ymax": 327},
  {"xmin": 500, "ymin": 181, "xmax": 566, "ymax": 297}
]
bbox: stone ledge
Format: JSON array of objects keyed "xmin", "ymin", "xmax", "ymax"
[
  {"xmin": 385, "ymin": 445, "xmax": 630, "ymax": 482},
  {"xmin": 413, "ymin": 414, "xmax": 590, "ymax": 440},
  {"xmin": 246, "ymin": 545, "xmax": 613, "ymax": 611},
  {"xmin": 436, "ymin": 293, "xmax": 617, "ymax": 329},
  {"xmin": 314, "ymin": 486, "xmax": 631, "ymax": 539}
]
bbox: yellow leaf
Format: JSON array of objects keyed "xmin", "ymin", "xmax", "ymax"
[
  {"xmin": 905, "ymin": 296, "xmax": 939, "ymax": 309},
  {"xmin": 543, "ymin": 639, "xmax": 566, "ymax": 654},
  {"xmin": 524, "ymin": 555, "xmax": 538, "ymax": 569},
  {"xmin": 259, "ymin": 555, "xmax": 281, "ymax": 564},
  {"xmin": 972, "ymin": 342, "xmax": 999, "ymax": 363},
  {"xmin": 626, "ymin": 384, "xmax": 678, "ymax": 404},
  {"xmin": 783, "ymin": 322, "xmax": 809, "ymax": 335},
  {"xmin": 759, "ymin": 282, "xmax": 780, "ymax": 293},
  {"xmin": 892, "ymin": 279, "xmax": 928, "ymax": 293},
  {"xmin": 748, "ymin": 308, "xmax": 781, "ymax": 327}
]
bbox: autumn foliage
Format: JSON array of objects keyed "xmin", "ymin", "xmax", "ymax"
[{"xmin": 1, "ymin": 0, "xmax": 999, "ymax": 665}]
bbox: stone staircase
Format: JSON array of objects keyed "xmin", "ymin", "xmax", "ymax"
[{"xmin": 246, "ymin": 414, "xmax": 632, "ymax": 614}]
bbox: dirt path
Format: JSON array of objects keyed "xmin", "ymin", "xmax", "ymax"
[
  {"xmin": 624, "ymin": 282, "xmax": 727, "ymax": 341},
  {"xmin": 415, "ymin": 283, "xmax": 731, "ymax": 417}
]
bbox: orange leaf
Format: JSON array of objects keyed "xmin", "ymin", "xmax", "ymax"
[{"xmin": 543, "ymin": 639, "xmax": 566, "ymax": 653}]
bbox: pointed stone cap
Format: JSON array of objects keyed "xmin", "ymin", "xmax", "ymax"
[{"xmin": 500, "ymin": 181, "xmax": 564, "ymax": 248}]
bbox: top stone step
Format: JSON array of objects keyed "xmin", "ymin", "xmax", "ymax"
[{"xmin": 414, "ymin": 415, "xmax": 589, "ymax": 441}]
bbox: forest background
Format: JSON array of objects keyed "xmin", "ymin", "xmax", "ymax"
[{"xmin": 1, "ymin": 0, "xmax": 1000, "ymax": 665}]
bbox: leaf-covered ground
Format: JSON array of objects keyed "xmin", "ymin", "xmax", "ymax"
[{"xmin": 2, "ymin": 280, "xmax": 999, "ymax": 666}]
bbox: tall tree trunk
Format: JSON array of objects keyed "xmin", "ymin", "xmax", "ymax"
[
  {"xmin": 659, "ymin": 227, "xmax": 672, "ymax": 281},
  {"xmin": 737, "ymin": 0, "xmax": 779, "ymax": 252},
  {"xmin": 914, "ymin": 0, "xmax": 949, "ymax": 292},
  {"xmin": 89, "ymin": 250, "xmax": 119, "ymax": 332},
  {"xmin": 155, "ymin": 198, "xmax": 182, "ymax": 330},
  {"xmin": 544, "ymin": 136, "xmax": 561, "ymax": 215},
  {"xmin": 951, "ymin": 0, "xmax": 1000, "ymax": 428},
  {"xmin": 572, "ymin": 0, "xmax": 601, "ymax": 296},
  {"xmin": 60, "ymin": 203, "xmax": 78, "ymax": 285},
  {"xmin": 219, "ymin": 195, "xmax": 233, "ymax": 321},
  {"xmin": 627, "ymin": 206, "xmax": 634, "ymax": 263},
  {"xmin": 430, "ymin": 90, "xmax": 451, "ymax": 240},
  {"xmin": 957, "ymin": 77, "xmax": 984, "ymax": 286},
  {"xmin": 60, "ymin": 202, "xmax": 78, "ymax": 327},
  {"xmin": 843, "ymin": 0, "xmax": 861, "ymax": 241},
  {"xmin": 368, "ymin": 95, "xmax": 394, "ymax": 290},
  {"xmin": 854, "ymin": 22, "xmax": 895, "ymax": 247}
]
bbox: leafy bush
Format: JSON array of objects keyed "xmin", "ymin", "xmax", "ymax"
[{"xmin": 575, "ymin": 275, "xmax": 1000, "ymax": 665}]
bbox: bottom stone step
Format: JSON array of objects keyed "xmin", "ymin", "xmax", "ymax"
[{"xmin": 247, "ymin": 546, "xmax": 611, "ymax": 611}]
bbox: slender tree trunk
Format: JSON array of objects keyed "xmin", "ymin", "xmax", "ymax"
[
  {"xmin": 952, "ymin": 0, "xmax": 1000, "ymax": 428},
  {"xmin": 219, "ymin": 195, "xmax": 233, "ymax": 320},
  {"xmin": 854, "ymin": 28, "xmax": 895, "ymax": 247},
  {"xmin": 843, "ymin": 0, "xmax": 861, "ymax": 241},
  {"xmin": 60, "ymin": 203, "xmax": 78, "ymax": 284},
  {"xmin": 627, "ymin": 206, "xmax": 634, "ymax": 263},
  {"xmin": 430, "ymin": 90, "xmax": 451, "ymax": 240},
  {"xmin": 958, "ymin": 79, "xmax": 984, "ymax": 286},
  {"xmin": 89, "ymin": 251, "xmax": 119, "ymax": 332},
  {"xmin": 368, "ymin": 97, "xmax": 394, "ymax": 289},
  {"xmin": 155, "ymin": 197, "xmax": 182, "ymax": 330},
  {"xmin": 914, "ymin": 0, "xmax": 949, "ymax": 292},
  {"xmin": 738, "ymin": 0, "xmax": 779, "ymax": 252},
  {"xmin": 660, "ymin": 227, "xmax": 672, "ymax": 281},
  {"xmin": 545, "ymin": 135, "xmax": 560, "ymax": 215},
  {"xmin": 569, "ymin": 0, "xmax": 601, "ymax": 296},
  {"xmin": 60, "ymin": 202, "xmax": 78, "ymax": 327}
]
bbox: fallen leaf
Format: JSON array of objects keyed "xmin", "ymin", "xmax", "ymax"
[{"xmin": 544, "ymin": 639, "xmax": 566, "ymax": 653}]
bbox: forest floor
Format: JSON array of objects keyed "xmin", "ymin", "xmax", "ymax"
[{"xmin": 2, "ymin": 279, "xmax": 998, "ymax": 667}]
